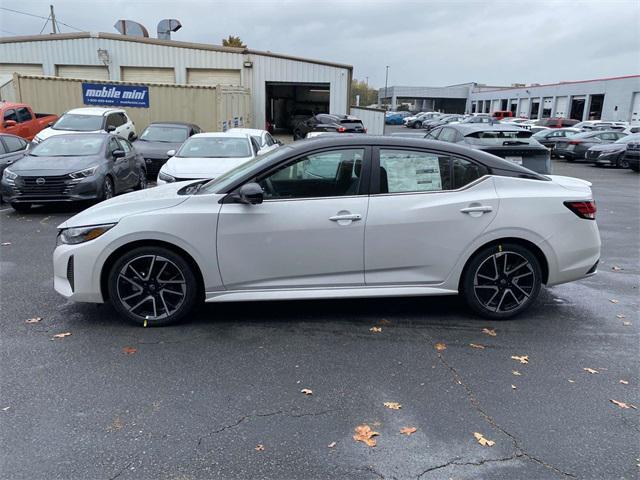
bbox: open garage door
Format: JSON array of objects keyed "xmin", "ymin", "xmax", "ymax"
[{"xmin": 265, "ymin": 82, "xmax": 330, "ymax": 133}]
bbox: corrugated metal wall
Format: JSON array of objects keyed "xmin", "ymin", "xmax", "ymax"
[
  {"xmin": 12, "ymin": 75, "xmax": 251, "ymax": 132},
  {"xmin": 350, "ymin": 107, "xmax": 385, "ymax": 135}
]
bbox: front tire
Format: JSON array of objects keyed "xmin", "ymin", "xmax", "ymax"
[
  {"xmin": 462, "ymin": 243, "xmax": 542, "ymax": 320},
  {"xmin": 618, "ymin": 156, "xmax": 630, "ymax": 169},
  {"xmin": 102, "ymin": 176, "xmax": 115, "ymax": 200},
  {"xmin": 107, "ymin": 246, "xmax": 199, "ymax": 326}
]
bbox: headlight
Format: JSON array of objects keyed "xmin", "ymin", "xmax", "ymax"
[
  {"xmin": 3, "ymin": 168, "xmax": 17, "ymax": 181},
  {"xmin": 69, "ymin": 165, "xmax": 99, "ymax": 179},
  {"xmin": 57, "ymin": 223, "xmax": 116, "ymax": 246},
  {"xmin": 158, "ymin": 170, "xmax": 176, "ymax": 183}
]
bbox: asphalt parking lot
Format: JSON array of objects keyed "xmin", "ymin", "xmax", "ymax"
[{"xmin": 1, "ymin": 144, "xmax": 638, "ymax": 479}]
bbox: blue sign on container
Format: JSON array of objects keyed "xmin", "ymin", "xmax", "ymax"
[{"xmin": 82, "ymin": 82, "xmax": 150, "ymax": 108}]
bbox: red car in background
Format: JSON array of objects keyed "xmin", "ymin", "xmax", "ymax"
[
  {"xmin": 536, "ymin": 117, "xmax": 579, "ymax": 128},
  {"xmin": 0, "ymin": 102, "xmax": 58, "ymax": 141}
]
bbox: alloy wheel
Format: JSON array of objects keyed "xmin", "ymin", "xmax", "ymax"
[
  {"xmin": 473, "ymin": 251, "xmax": 535, "ymax": 313},
  {"xmin": 103, "ymin": 178, "xmax": 114, "ymax": 199}
]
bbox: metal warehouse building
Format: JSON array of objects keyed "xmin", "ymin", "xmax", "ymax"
[{"xmin": 0, "ymin": 32, "xmax": 352, "ymax": 130}]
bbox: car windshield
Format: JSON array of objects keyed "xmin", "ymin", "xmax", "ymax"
[
  {"xmin": 615, "ymin": 133, "xmax": 640, "ymax": 144},
  {"xmin": 139, "ymin": 125, "xmax": 188, "ymax": 143},
  {"xmin": 197, "ymin": 146, "xmax": 290, "ymax": 195},
  {"xmin": 53, "ymin": 114, "xmax": 104, "ymax": 131},
  {"xmin": 29, "ymin": 135, "xmax": 104, "ymax": 157},
  {"xmin": 176, "ymin": 137, "xmax": 251, "ymax": 158}
]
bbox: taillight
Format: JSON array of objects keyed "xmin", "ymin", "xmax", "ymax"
[
  {"xmin": 564, "ymin": 200, "xmax": 596, "ymax": 220},
  {"xmin": 337, "ymin": 127, "xmax": 347, "ymax": 133}
]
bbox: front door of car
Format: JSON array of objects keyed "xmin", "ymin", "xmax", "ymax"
[
  {"xmin": 217, "ymin": 147, "xmax": 370, "ymax": 290},
  {"xmin": 364, "ymin": 147, "xmax": 499, "ymax": 285},
  {"xmin": 108, "ymin": 137, "xmax": 128, "ymax": 191},
  {"xmin": 117, "ymin": 138, "xmax": 138, "ymax": 188}
]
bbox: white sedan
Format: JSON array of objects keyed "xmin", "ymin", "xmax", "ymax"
[
  {"xmin": 157, "ymin": 132, "xmax": 261, "ymax": 184},
  {"xmin": 226, "ymin": 127, "xmax": 282, "ymax": 153},
  {"xmin": 53, "ymin": 136, "xmax": 600, "ymax": 326}
]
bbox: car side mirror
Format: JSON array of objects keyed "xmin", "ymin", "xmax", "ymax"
[
  {"xmin": 167, "ymin": 149, "xmax": 176, "ymax": 157},
  {"xmin": 276, "ymin": 139, "xmax": 283, "ymax": 146},
  {"xmin": 3, "ymin": 120, "xmax": 17, "ymax": 127},
  {"xmin": 112, "ymin": 149, "xmax": 126, "ymax": 158},
  {"xmin": 237, "ymin": 182, "xmax": 263, "ymax": 205},
  {"xmin": 106, "ymin": 125, "xmax": 116, "ymax": 132},
  {"xmin": 130, "ymin": 134, "xmax": 137, "ymax": 141}
]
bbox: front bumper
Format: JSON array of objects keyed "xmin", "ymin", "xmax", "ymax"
[
  {"xmin": 143, "ymin": 157, "xmax": 168, "ymax": 178},
  {"xmin": 54, "ymin": 242, "xmax": 106, "ymax": 303},
  {"xmin": 1, "ymin": 175, "xmax": 103, "ymax": 203}
]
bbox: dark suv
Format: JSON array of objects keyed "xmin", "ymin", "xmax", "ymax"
[{"xmin": 293, "ymin": 114, "xmax": 365, "ymax": 140}]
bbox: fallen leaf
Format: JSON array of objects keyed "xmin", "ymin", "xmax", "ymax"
[
  {"xmin": 616, "ymin": 314, "xmax": 626, "ymax": 319},
  {"xmin": 106, "ymin": 417, "xmax": 125, "ymax": 432},
  {"xmin": 611, "ymin": 265, "xmax": 623, "ymax": 271},
  {"xmin": 301, "ymin": 388, "xmax": 313, "ymax": 395},
  {"xmin": 400, "ymin": 426, "xmax": 417, "ymax": 436},
  {"xmin": 470, "ymin": 343, "xmax": 485, "ymax": 349},
  {"xmin": 383, "ymin": 402, "xmax": 402, "ymax": 410},
  {"xmin": 623, "ymin": 321, "xmax": 632, "ymax": 326},
  {"xmin": 255, "ymin": 444, "xmax": 265, "ymax": 451},
  {"xmin": 353, "ymin": 424, "xmax": 379, "ymax": 447},
  {"xmin": 435, "ymin": 342, "xmax": 447, "ymax": 351},
  {"xmin": 568, "ymin": 379, "xmax": 575, "ymax": 383},
  {"xmin": 1, "ymin": 242, "xmax": 11, "ymax": 246},
  {"xmin": 511, "ymin": 384, "xmax": 517, "ymax": 390},
  {"xmin": 143, "ymin": 319, "xmax": 148, "ymax": 328},
  {"xmin": 122, "ymin": 346, "xmax": 137, "ymax": 355},
  {"xmin": 610, "ymin": 399, "xmax": 637, "ymax": 410},
  {"xmin": 2, "ymin": 406, "xmax": 10, "ymax": 411},
  {"xmin": 327, "ymin": 441, "xmax": 336, "ymax": 448},
  {"xmin": 512, "ymin": 370, "xmax": 522, "ymax": 376},
  {"xmin": 620, "ymin": 380, "xmax": 629, "ymax": 385},
  {"xmin": 482, "ymin": 328, "xmax": 497, "ymax": 337},
  {"xmin": 511, "ymin": 355, "xmax": 529, "ymax": 364},
  {"xmin": 378, "ymin": 318, "xmax": 392, "ymax": 325},
  {"xmin": 25, "ymin": 317, "xmax": 42, "ymax": 324},
  {"xmin": 52, "ymin": 332, "xmax": 71, "ymax": 339},
  {"xmin": 369, "ymin": 326, "xmax": 382, "ymax": 333},
  {"xmin": 473, "ymin": 432, "xmax": 495, "ymax": 447},
  {"xmin": 609, "ymin": 299, "xmax": 619, "ymax": 304},
  {"xmin": 583, "ymin": 368, "xmax": 599, "ymax": 374}
]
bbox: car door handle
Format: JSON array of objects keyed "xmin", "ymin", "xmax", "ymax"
[
  {"xmin": 329, "ymin": 213, "xmax": 362, "ymax": 221},
  {"xmin": 460, "ymin": 206, "xmax": 493, "ymax": 214}
]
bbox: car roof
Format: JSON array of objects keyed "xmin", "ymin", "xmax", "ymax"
[
  {"xmin": 148, "ymin": 121, "xmax": 198, "ymax": 128},
  {"xmin": 192, "ymin": 132, "xmax": 250, "ymax": 139},
  {"xmin": 66, "ymin": 107, "xmax": 123, "ymax": 116}
]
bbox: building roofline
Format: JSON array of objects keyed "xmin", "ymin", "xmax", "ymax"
[
  {"xmin": 474, "ymin": 74, "xmax": 640, "ymax": 93},
  {"xmin": 0, "ymin": 32, "xmax": 353, "ymax": 71}
]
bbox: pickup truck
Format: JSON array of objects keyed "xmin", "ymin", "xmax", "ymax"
[{"xmin": 0, "ymin": 102, "xmax": 59, "ymax": 141}]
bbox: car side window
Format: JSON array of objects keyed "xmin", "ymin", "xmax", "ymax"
[
  {"xmin": 379, "ymin": 149, "xmax": 451, "ymax": 193},
  {"xmin": 3, "ymin": 109, "xmax": 17, "ymax": 122},
  {"xmin": 117, "ymin": 138, "xmax": 132, "ymax": 153},
  {"xmin": 452, "ymin": 156, "xmax": 488, "ymax": 189},
  {"xmin": 108, "ymin": 138, "xmax": 121, "ymax": 154},
  {"xmin": 16, "ymin": 107, "xmax": 32, "ymax": 123},
  {"xmin": 265, "ymin": 133, "xmax": 275, "ymax": 146},
  {"xmin": 428, "ymin": 127, "xmax": 443, "ymax": 139},
  {"xmin": 107, "ymin": 113, "xmax": 126, "ymax": 128},
  {"xmin": 0, "ymin": 140, "xmax": 6, "ymax": 154},
  {"xmin": 3, "ymin": 135, "xmax": 26, "ymax": 152},
  {"xmin": 438, "ymin": 128, "xmax": 457, "ymax": 142},
  {"xmin": 258, "ymin": 148, "xmax": 364, "ymax": 200}
]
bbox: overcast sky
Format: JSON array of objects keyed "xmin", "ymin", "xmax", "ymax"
[{"xmin": 1, "ymin": 0, "xmax": 639, "ymax": 88}]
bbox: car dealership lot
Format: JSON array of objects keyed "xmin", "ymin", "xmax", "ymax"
[{"xmin": 0, "ymin": 160, "xmax": 638, "ymax": 479}]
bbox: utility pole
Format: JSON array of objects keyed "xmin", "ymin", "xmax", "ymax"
[
  {"xmin": 384, "ymin": 66, "xmax": 389, "ymax": 110},
  {"xmin": 50, "ymin": 5, "xmax": 57, "ymax": 34}
]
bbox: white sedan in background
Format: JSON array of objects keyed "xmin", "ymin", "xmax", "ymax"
[
  {"xmin": 226, "ymin": 128, "xmax": 282, "ymax": 152},
  {"xmin": 157, "ymin": 132, "xmax": 261, "ymax": 184}
]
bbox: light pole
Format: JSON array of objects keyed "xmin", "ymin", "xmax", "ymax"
[{"xmin": 384, "ymin": 66, "xmax": 389, "ymax": 110}]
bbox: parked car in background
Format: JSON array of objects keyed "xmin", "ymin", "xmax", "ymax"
[
  {"xmin": 287, "ymin": 108, "xmax": 314, "ymax": 131},
  {"xmin": 385, "ymin": 111, "xmax": 410, "ymax": 125},
  {"xmin": 1, "ymin": 133, "xmax": 146, "ymax": 211},
  {"xmin": 404, "ymin": 112, "xmax": 430, "ymax": 128},
  {"xmin": 425, "ymin": 123, "xmax": 551, "ymax": 173},
  {"xmin": 133, "ymin": 122, "xmax": 202, "ymax": 179},
  {"xmin": 532, "ymin": 128, "xmax": 580, "ymax": 155},
  {"xmin": 491, "ymin": 111, "xmax": 514, "ymax": 120},
  {"xmin": 422, "ymin": 114, "xmax": 466, "ymax": 131},
  {"xmin": 0, "ymin": 133, "xmax": 28, "ymax": 179},
  {"xmin": 226, "ymin": 128, "xmax": 282, "ymax": 153},
  {"xmin": 623, "ymin": 140, "xmax": 640, "ymax": 171},
  {"xmin": 33, "ymin": 107, "xmax": 137, "ymax": 144},
  {"xmin": 462, "ymin": 115, "xmax": 496, "ymax": 125},
  {"xmin": 554, "ymin": 130, "xmax": 626, "ymax": 161},
  {"xmin": 157, "ymin": 132, "xmax": 261, "ymax": 184},
  {"xmin": 574, "ymin": 120, "xmax": 628, "ymax": 132},
  {"xmin": 500, "ymin": 117, "xmax": 529, "ymax": 125},
  {"xmin": 293, "ymin": 114, "xmax": 365, "ymax": 140},
  {"xmin": 536, "ymin": 117, "xmax": 579, "ymax": 128},
  {"xmin": 588, "ymin": 133, "xmax": 640, "ymax": 168},
  {"xmin": 0, "ymin": 102, "xmax": 59, "ymax": 141}
]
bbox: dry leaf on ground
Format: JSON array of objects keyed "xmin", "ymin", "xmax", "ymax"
[
  {"xmin": 2, "ymin": 406, "xmax": 10, "ymax": 411},
  {"xmin": 327, "ymin": 441, "xmax": 336, "ymax": 448},
  {"xmin": 610, "ymin": 399, "xmax": 637, "ymax": 409},
  {"xmin": 255, "ymin": 444, "xmax": 265, "ymax": 451},
  {"xmin": 470, "ymin": 343, "xmax": 485, "ymax": 349},
  {"xmin": 568, "ymin": 379, "xmax": 575, "ymax": 383},
  {"xmin": 52, "ymin": 332, "xmax": 71, "ymax": 339},
  {"xmin": 353, "ymin": 424, "xmax": 379, "ymax": 447},
  {"xmin": 623, "ymin": 321, "xmax": 632, "ymax": 326},
  {"xmin": 369, "ymin": 326, "xmax": 382, "ymax": 333},
  {"xmin": 435, "ymin": 342, "xmax": 447, "ymax": 351},
  {"xmin": 511, "ymin": 384, "xmax": 517, "ymax": 390},
  {"xmin": 511, "ymin": 355, "xmax": 529, "ymax": 364},
  {"xmin": 609, "ymin": 299, "xmax": 619, "ymax": 304},
  {"xmin": 122, "ymin": 346, "xmax": 137, "ymax": 355},
  {"xmin": 400, "ymin": 427, "xmax": 417, "ymax": 436},
  {"xmin": 301, "ymin": 388, "xmax": 313, "ymax": 395},
  {"xmin": 611, "ymin": 266, "xmax": 623, "ymax": 271},
  {"xmin": 583, "ymin": 368, "xmax": 599, "ymax": 374},
  {"xmin": 620, "ymin": 380, "xmax": 629, "ymax": 385},
  {"xmin": 473, "ymin": 432, "xmax": 495, "ymax": 447},
  {"xmin": 25, "ymin": 317, "xmax": 42, "ymax": 324},
  {"xmin": 482, "ymin": 328, "xmax": 497, "ymax": 337},
  {"xmin": 383, "ymin": 402, "xmax": 402, "ymax": 410},
  {"xmin": 512, "ymin": 370, "xmax": 522, "ymax": 376},
  {"xmin": 616, "ymin": 314, "xmax": 626, "ymax": 319},
  {"xmin": 1, "ymin": 242, "xmax": 11, "ymax": 246}
]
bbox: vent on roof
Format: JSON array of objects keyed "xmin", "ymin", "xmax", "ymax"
[
  {"xmin": 114, "ymin": 20, "xmax": 149, "ymax": 37},
  {"xmin": 157, "ymin": 19, "xmax": 182, "ymax": 40}
]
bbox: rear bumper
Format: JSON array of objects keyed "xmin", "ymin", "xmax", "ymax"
[{"xmin": 545, "ymin": 219, "xmax": 601, "ymax": 286}]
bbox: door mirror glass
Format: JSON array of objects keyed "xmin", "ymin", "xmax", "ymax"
[
  {"xmin": 112, "ymin": 149, "xmax": 126, "ymax": 158},
  {"xmin": 238, "ymin": 182, "xmax": 263, "ymax": 205},
  {"xmin": 166, "ymin": 149, "xmax": 176, "ymax": 157},
  {"xmin": 106, "ymin": 125, "xmax": 116, "ymax": 132}
]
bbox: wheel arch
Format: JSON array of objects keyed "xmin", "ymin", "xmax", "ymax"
[
  {"xmin": 100, "ymin": 239, "xmax": 205, "ymax": 302},
  {"xmin": 458, "ymin": 237, "xmax": 550, "ymax": 292}
]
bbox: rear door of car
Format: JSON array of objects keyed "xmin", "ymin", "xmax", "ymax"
[{"xmin": 364, "ymin": 147, "xmax": 498, "ymax": 285}]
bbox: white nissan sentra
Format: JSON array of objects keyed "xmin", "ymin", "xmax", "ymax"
[{"xmin": 53, "ymin": 136, "xmax": 600, "ymax": 326}]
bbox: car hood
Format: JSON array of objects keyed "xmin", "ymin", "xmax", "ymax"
[
  {"xmin": 10, "ymin": 154, "xmax": 102, "ymax": 175},
  {"xmin": 58, "ymin": 181, "xmax": 194, "ymax": 229},
  {"xmin": 133, "ymin": 140, "xmax": 182, "ymax": 158},
  {"xmin": 161, "ymin": 155, "xmax": 254, "ymax": 179},
  {"xmin": 36, "ymin": 127, "xmax": 104, "ymax": 141},
  {"xmin": 588, "ymin": 143, "xmax": 626, "ymax": 153}
]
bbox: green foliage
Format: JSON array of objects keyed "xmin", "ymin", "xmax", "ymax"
[
  {"xmin": 351, "ymin": 79, "xmax": 378, "ymax": 106},
  {"xmin": 222, "ymin": 35, "xmax": 246, "ymax": 48}
]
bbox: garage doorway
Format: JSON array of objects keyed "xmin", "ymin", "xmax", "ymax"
[
  {"xmin": 570, "ymin": 96, "xmax": 586, "ymax": 121},
  {"xmin": 265, "ymin": 82, "xmax": 330, "ymax": 135},
  {"xmin": 587, "ymin": 94, "xmax": 604, "ymax": 120}
]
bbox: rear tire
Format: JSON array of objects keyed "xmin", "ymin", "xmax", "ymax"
[
  {"xmin": 461, "ymin": 243, "xmax": 542, "ymax": 320},
  {"xmin": 11, "ymin": 202, "xmax": 31, "ymax": 212},
  {"xmin": 134, "ymin": 169, "xmax": 147, "ymax": 190},
  {"xmin": 107, "ymin": 246, "xmax": 199, "ymax": 327},
  {"xmin": 619, "ymin": 156, "xmax": 630, "ymax": 169}
]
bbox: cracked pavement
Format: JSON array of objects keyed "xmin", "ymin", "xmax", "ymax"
[{"xmin": 1, "ymin": 158, "xmax": 638, "ymax": 479}]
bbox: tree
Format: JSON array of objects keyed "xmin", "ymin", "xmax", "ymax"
[
  {"xmin": 351, "ymin": 79, "xmax": 378, "ymax": 107},
  {"xmin": 222, "ymin": 35, "xmax": 246, "ymax": 48}
]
